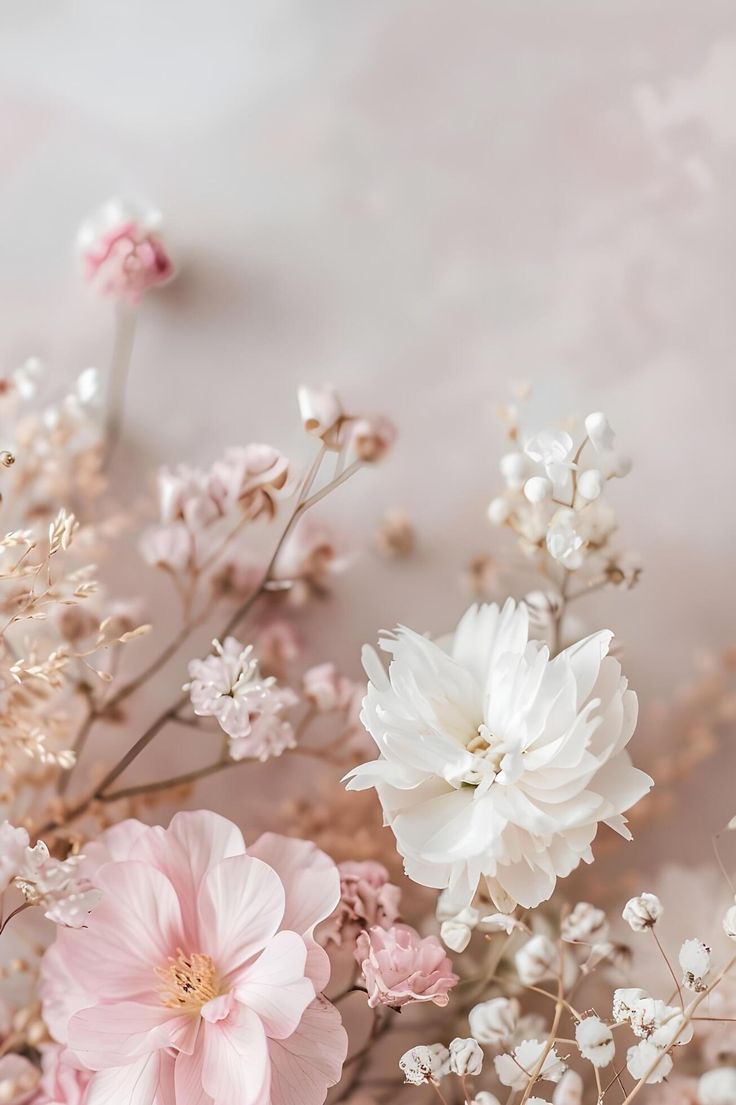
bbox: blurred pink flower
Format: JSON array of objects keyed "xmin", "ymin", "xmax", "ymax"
[
  {"xmin": 139, "ymin": 521, "xmax": 194, "ymax": 572},
  {"xmin": 40, "ymin": 811, "xmax": 347, "ymax": 1105},
  {"xmin": 208, "ymin": 445, "xmax": 289, "ymax": 520},
  {"xmin": 37, "ymin": 1045, "xmax": 91, "ymax": 1105},
  {"xmin": 302, "ymin": 663, "xmax": 356, "ymax": 713},
  {"xmin": 350, "ymin": 415, "xmax": 396, "ymax": 463},
  {"xmin": 322, "ymin": 861, "xmax": 401, "ymax": 946},
  {"xmin": 78, "ymin": 199, "xmax": 174, "ymax": 304},
  {"xmin": 0, "ymin": 1054, "xmax": 39, "ymax": 1104},
  {"xmin": 354, "ymin": 923, "xmax": 458, "ymax": 1009}
]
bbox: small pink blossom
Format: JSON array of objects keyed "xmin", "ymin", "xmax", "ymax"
[
  {"xmin": 350, "ymin": 415, "xmax": 396, "ymax": 463},
  {"xmin": 354, "ymin": 923, "xmax": 458, "ymax": 1009},
  {"xmin": 40, "ymin": 810, "xmax": 347, "ymax": 1105},
  {"xmin": 139, "ymin": 521, "xmax": 193, "ymax": 572},
  {"xmin": 157, "ymin": 464, "xmax": 219, "ymax": 529},
  {"xmin": 323, "ymin": 861, "xmax": 401, "ymax": 946},
  {"xmin": 208, "ymin": 445, "xmax": 289, "ymax": 520},
  {"xmin": 185, "ymin": 638, "xmax": 297, "ymax": 755},
  {"xmin": 37, "ymin": 1045, "xmax": 91, "ymax": 1105},
  {"xmin": 297, "ymin": 386, "xmax": 343, "ymax": 445},
  {"xmin": 302, "ymin": 663, "xmax": 356, "ymax": 713},
  {"xmin": 78, "ymin": 199, "xmax": 174, "ymax": 304},
  {"xmin": 0, "ymin": 1054, "xmax": 39, "ymax": 1104}
]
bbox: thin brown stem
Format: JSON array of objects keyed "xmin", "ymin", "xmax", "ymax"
[{"xmin": 103, "ymin": 304, "xmax": 138, "ymax": 469}]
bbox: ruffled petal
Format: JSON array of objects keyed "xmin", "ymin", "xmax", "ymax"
[{"xmin": 268, "ymin": 997, "xmax": 347, "ymax": 1105}]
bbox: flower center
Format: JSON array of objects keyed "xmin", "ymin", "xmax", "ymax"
[{"xmin": 156, "ymin": 950, "xmax": 219, "ymax": 1013}]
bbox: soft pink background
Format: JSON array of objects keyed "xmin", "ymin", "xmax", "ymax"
[{"xmin": 0, "ymin": 2, "xmax": 734, "ymax": 869}]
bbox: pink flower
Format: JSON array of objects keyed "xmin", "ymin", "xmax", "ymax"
[
  {"xmin": 157, "ymin": 465, "xmax": 219, "ymax": 529},
  {"xmin": 41, "ymin": 811, "xmax": 347, "ymax": 1105},
  {"xmin": 139, "ymin": 522, "xmax": 194, "ymax": 572},
  {"xmin": 302, "ymin": 663, "xmax": 356, "ymax": 713},
  {"xmin": 208, "ymin": 445, "xmax": 289, "ymax": 520},
  {"xmin": 354, "ymin": 924, "xmax": 458, "ymax": 1009},
  {"xmin": 0, "ymin": 1054, "xmax": 39, "ymax": 1104},
  {"xmin": 78, "ymin": 199, "xmax": 174, "ymax": 304},
  {"xmin": 349, "ymin": 415, "xmax": 396, "ymax": 463},
  {"xmin": 297, "ymin": 387, "xmax": 343, "ymax": 445},
  {"xmin": 323, "ymin": 862, "xmax": 401, "ymax": 946},
  {"xmin": 37, "ymin": 1045, "xmax": 91, "ymax": 1105},
  {"xmin": 185, "ymin": 638, "xmax": 297, "ymax": 753}
]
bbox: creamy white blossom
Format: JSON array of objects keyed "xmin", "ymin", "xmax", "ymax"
[
  {"xmin": 561, "ymin": 901, "xmax": 609, "ymax": 945},
  {"xmin": 0, "ymin": 822, "xmax": 29, "ymax": 893},
  {"xmin": 516, "ymin": 934, "xmax": 558, "ymax": 986},
  {"xmin": 448, "ymin": 1037, "xmax": 483, "ymax": 1077},
  {"xmin": 723, "ymin": 905, "xmax": 736, "ymax": 940},
  {"xmin": 399, "ymin": 1044, "xmax": 450, "ymax": 1085},
  {"xmin": 440, "ymin": 905, "xmax": 479, "ymax": 952},
  {"xmin": 346, "ymin": 600, "xmax": 649, "ymax": 912},
  {"xmin": 679, "ymin": 938, "xmax": 711, "ymax": 992},
  {"xmin": 698, "ymin": 1067, "xmax": 736, "ymax": 1105},
  {"xmin": 494, "ymin": 1040, "xmax": 566, "ymax": 1090},
  {"xmin": 575, "ymin": 1017, "xmax": 614, "ymax": 1067},
  {"xmin": 552, "ymin": 1070, "xmax": 583, "ymax": 1105},
  {"xmin": 471, "ymin": 1094, "xmax": 502, "ymax": 1105},
  {"xmin": 625, "ymin": 1040, "xmax": 672, "ymax": 1084},
  {"xmin": 622, "ymin": 893, "xmax": 663, "ymax": 932},
  {"xmin": 468, "ymin": 997, "xmax": 519, "ymax": 1047}
]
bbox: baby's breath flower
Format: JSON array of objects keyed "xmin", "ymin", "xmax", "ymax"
[
  {"xmin": 552, "ymin": 1069, "xmax": 583, "ymax": 1105},
  {"xmin": 622, "ymin": 892, "xmax": 663, "ymax": 931},
  {"xmin": 515, "ymin": 934, "xmax": 558, "ymax": 986},
  {"xmin": 494, "ymin": 1040, "xmax": 566, "ymax": 1090},
  {"xmin": 723, "ymin": 904, "xmax": 736, "ymax": 940},
  {"xmin": 679, "ymin": 938, "xmax": 712, "ymax": 992},
  {"xmin": 468, "ymin": 997, "xmax": 519, "ymax": 1047},
  {"xmin": 399, "ymin": 1044, "xmax": 449, "ymax": 1086},
  {"xmin": 698, "ymin": 1067, "xmax": 736, "ymax": 1105},
  {"xmin": 626, "ymin": 1040, "xmax": 672, "ymax": 1084},
  {"xmin": 561, "ymin": 902, "xmax": 609, "ymax": 945},
  {"xmin": 448, "ymin": 1037, "xmax": 483, "ymax": 1077},
  {"xmin": 575, "ymin": 1016, "xmax": 614, "ymax": 1067}
]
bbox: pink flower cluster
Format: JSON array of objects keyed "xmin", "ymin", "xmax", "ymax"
[
  {"xmin": 354, "ymin": 923, "xmax": 458, "ymax": 1009},
  {"xmin": 41, "ymin": 810, "xmax": 347, "ymax": 1105},
  {"xmin": 323, "ymin": 861, "xmax": 401, "ymax": 947},
  {"xmin": 140, "ymin": 445, "xmax": 289, "ymax": 573},
  {"xmin": 186, "ymin": 637, "xmax": 297, "ymax": 760},
  {"xmin": 78, "ymin": 199, "xmax": 174, "ymax": 304}
]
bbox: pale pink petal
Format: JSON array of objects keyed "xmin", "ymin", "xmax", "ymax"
[
  {"xmin": 60, "ymin": 862, "xmax": 184, "ymax": 1000},
  {"xmin": 85, "ymin": 1052, "xmax": 175, "ymax": 1105},
  {"xmin": 174, "ymin": 1041, "xmax": 212, "ymax": 1105},
  {"xmin": 202, "ymin": 1006, "xmax": 270, "ymax": 1105},
  {"xmin": 248, "ymin": 834, "xmax": 339, "ymax": 935},
  {"xmin": 234, "ymin": 931, "xmax": 314, "ymax": 1039},
  {"xmin": 198, "ymin": 856, "xmax": 284, "ymax": 977},
  {"xmin": 68, "ymin": 1002, "xmax": 192, "ymax": 1070},
  {"xmin": 40, "ymin": 937, "xmax": 94, "ymax": 1044},
  {"xmin": 268, "ymin": 997, "xmax": 347, "ymax": 1105}
]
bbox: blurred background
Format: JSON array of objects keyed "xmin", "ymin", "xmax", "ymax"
[{"xmin": 0, "ymin": 0, "xmax": 734, "ymax": 880}]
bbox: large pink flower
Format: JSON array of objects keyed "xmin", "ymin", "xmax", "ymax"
[{"xmin": 40, "ymin": 811, "xmax": 347, "ymax": 1105}]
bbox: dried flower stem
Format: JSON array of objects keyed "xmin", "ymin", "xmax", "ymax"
[
  {"xmin": 518, "ymin": 948, "xmax": 565, "ymax": 1105},
  {"xmin": 102, "ymin": 304, "xmax": 137, "ymax": 469}
]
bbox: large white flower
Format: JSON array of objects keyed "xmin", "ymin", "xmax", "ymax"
[{"xmin": 345, "ymin": 600, "xmax": 651, "ymax": 911}]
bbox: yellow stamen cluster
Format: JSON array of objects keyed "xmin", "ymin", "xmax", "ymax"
[{"xmin": 155, "ymin": 950, "xmax": 219, "ymax": 1013}]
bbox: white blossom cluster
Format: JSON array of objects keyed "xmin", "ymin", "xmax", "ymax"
[{"xmin": 0, "ymin": 821, "xmax": 100, "ymax": 928}]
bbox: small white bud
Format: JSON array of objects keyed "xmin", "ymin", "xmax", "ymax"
[
  {"xmin": 487, "ymin": 497, "xmax": 511, "ymax": 525},
  {"xmin": 468, "ymin": 997, "xmax": 519, "ymax": 1047},
  {"xmin": 552, "ymin": 1070, "xmax": 583, "ymax": 1105},
  {"xmin": 576, "ymin": 468, "xmax": 603, "ymax": 501},
  {"xmin": 561, "ymin": 902, "xmax": 609, "ymax": 945},
  {"xmin": 499, "ymin": 451, "xmax": 528, "ymax": 489},
  {"xmin": 625, "ymin": 1040, "xmax": 672, "ymax": 1084},
  {"xmin": 440, "ymin": 918, "xmax": 473, "ymax": 953},
  {"xmin": 723, "ymin": 904, "xmax": 736, "ymax": 939},
  {"xmin": 515, "ymin": 934, "xmax": 557, "ymax": 985},
  {"xmin": 622, "ymin": 893, "xmax": 663, "ymax": 932},
  {"xmin": 448, "ymin": 1037, "xmax": 483, "ymax": 1077},
  {"xmin": 471, "ymin": 1095, "xmax": 502, "ymax": 1105},
  {"xmin": 678, "ymin": 938, "xmax": 711, "ymax": 992},
  {"xmin": 584, "ymin": 411, "xmax": 615, "ymax": 452},
  {"xmin": 698, "ymin": 1067, "xmax": 736, "ymax": 1105},
  {"xmin": 524, "ymin": 476, "xmax": 552, "ymax": 503},
  {"xmin": 575, "ymin": 1017, "xmax": 614, "ymax": 1068}
]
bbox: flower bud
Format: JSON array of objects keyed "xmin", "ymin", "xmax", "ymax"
[
  {"xmin": 440, "ymin": 911, "xmax": 476, "ymax": 953},
  {"xmin": 468, "ymin": 997, "xmax": 519, "ymax": 1047},
  {"xmin": 678, "ymin": 938, "xmax": 711, "ymax": 992},
  {"xmin": 626, "ymin": 1040, "xmax": 672, "ymax": 1084},
  {"xmin": 524, "ymin": 476, "xmax": 552, "ymax": 503},
  {"xmin": 350, "ymin": 415, "xmax": 396, "ymax": 462},
  {"xmin": 561, "ymin": 902, "xmax": 609, "ymax": 944},
  {"xmin": 575, "ymin": 1017, "xmax": 614, "ymax": 1067},
  {"xmin": 448, "ymin": 1037, "xmax": 484, "ymax": 1077},
  {"xmin": 698, "ymin": 1067, "xmax": 736, "ymax": 1105},
  {"xmin": 515, "ymin": 933, "xmax": 557, "ymax": 985},
  {"xmin": 297, "ymin": 386, "xmax": 342, "ymax": 442},
  {"xmin": 577, "ymin": 468, "xmax": 603, "ymax": 501},
  {"xmin": 584, "ymin": 412, "xmax": 615, "ymax": 452},
  {"xmin": 622, "ymin": 893, "xmax": 662, "ymax": 931},
  {"xmin": 723, "ymin": 904, "xmax": 736, "ymax": 939},
  {"xmin": 552, "ymin": 1070, "xmax": 583, "ymax": 1105},
  {"xmin": 471, "ymin": 1095, "xmax": 502, "ymax": 1105},
  {"xmin": 487, "ymin": 497, "xmax": 511, "ymax": 525},
  {"xmin": 499, "ymin": 451, "xmax": 528, "ymax": 489}
]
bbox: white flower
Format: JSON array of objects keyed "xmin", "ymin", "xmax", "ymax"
[
  {"xmin": 546, "ymin": 509, "xmax": 584, "ymax": 569},
  {"xmin": 625, "ymin": 1040, "xmax": 672, "ymax": 1084},
  {"xmin": 575, "ymin": 1017, "xmax": 614, "ymax": 1067},
  {"xmin": 524, "ymin": 477, "xmax": 552, "ymax": 504},
  {"xmin": 479, "ymin": 912, "xmax": 529, "ymax": 936},
  {"xmin": 552, "ymin": 1070, "xmax": 583, "ymax": 1105},
  {"xmin": 612, "ymin": 989, "xmax": 693, "ymax": 1047},
  {"xmin": 449, "ymin": 1037, "xmax": 483, "ymax": 1077},
  {"xmin": 516, "ymin": 934, "xmax": 558, "ymax": 986},
  {"xmin": 584, "ymin": 412, "xmax": 615, "ymax": 453},
  {"xmin": 345, "ymin": 600, "xmax": 649, "ymax": 913},
  {"xmin": 527, "ymin": 1099, "xmax": 552, "ymax": 1105},
  {"xmin": 500, "ymin": 452, "xmax": 529, "ymax": 490},
  {"xmin": 14, "ymin": 842, "xmax": 100, "ymax": 928},
  {"xmin": 297, "ymin": 385, "xmax": 343, "ymax": 442},
  {"xmin": 622, "ymin": 893, "xmax": 663, "ymax": 932},
  {"xmin": 561, "ymin": 902, "xmax": 609, "ymax": 945},
  {"xmin": 0, "ymin": 822, "xmax": 29, "ymax": 893},
  {"xmin": 471, "ymin": 1095, "xmax": 501, "ymax": 1105},
  {"xmin": 679, "ymin": 938, "xmax": 711, "ymax": 992},
  {"xmin": 495, "ymin": 1040, "xmax": 566, "ymax": 1090},
  {"xmin": 469, "ymin": 997, "xmax": 519, "ymax": 1047},
  {"xmin": 440, "ymin": 906, "xmax": 479, "ymax": 952},
  {"xmin": 399, "ymin": 1044, "xmax": 449, "ymax": 1085},
  {"xmin": 723, "ymin": 905, "xmax": 736, "ymax": 940},
  {"xmin": 612, "ymin": 987, "xmax": 649, "ymax": 1029},
  {"xmin": 577, "ymin": 469, "xmax": 603, "ymax": 501},
  {"xmin": 524, "ymin": 430, "xmax": 576, "ymax": 498},
  {"xmin": 487, "ymin": 497, "xmax": 511, "ymax": 525},
  {"xmin": 698, "ymin": 1067, "xmax": 736, "ymax": 1105}
]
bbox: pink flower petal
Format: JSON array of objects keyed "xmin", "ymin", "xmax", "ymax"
[
  {"xmin": 174, "ymin": 1045, "xmax": 212, "ymax": 1105},
  {"xmin": 234, "ymin": 931, "xmax": 314, "ymax": 1040},
  {"xmin": 68, "ymin": 1002, "xmax": 192, "ymax": 1070},
  {"xmin": 198, "ymin": 856, "xmax": 284, "ymax": 978},
  {"xmin": 62, "ymin": 862, "xmax": 185, "ymax": 1001},
  {"xmin": 202, "ymin": 1006, "xmax": 270, "ymax": 1105},
  {"xmin": 268, "ymin": 997, "xmax": 347, "ymax": 1105},
  {"xmin": 85, "ymin": 1052, "xmax": 175, "ymax": 1105}
]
